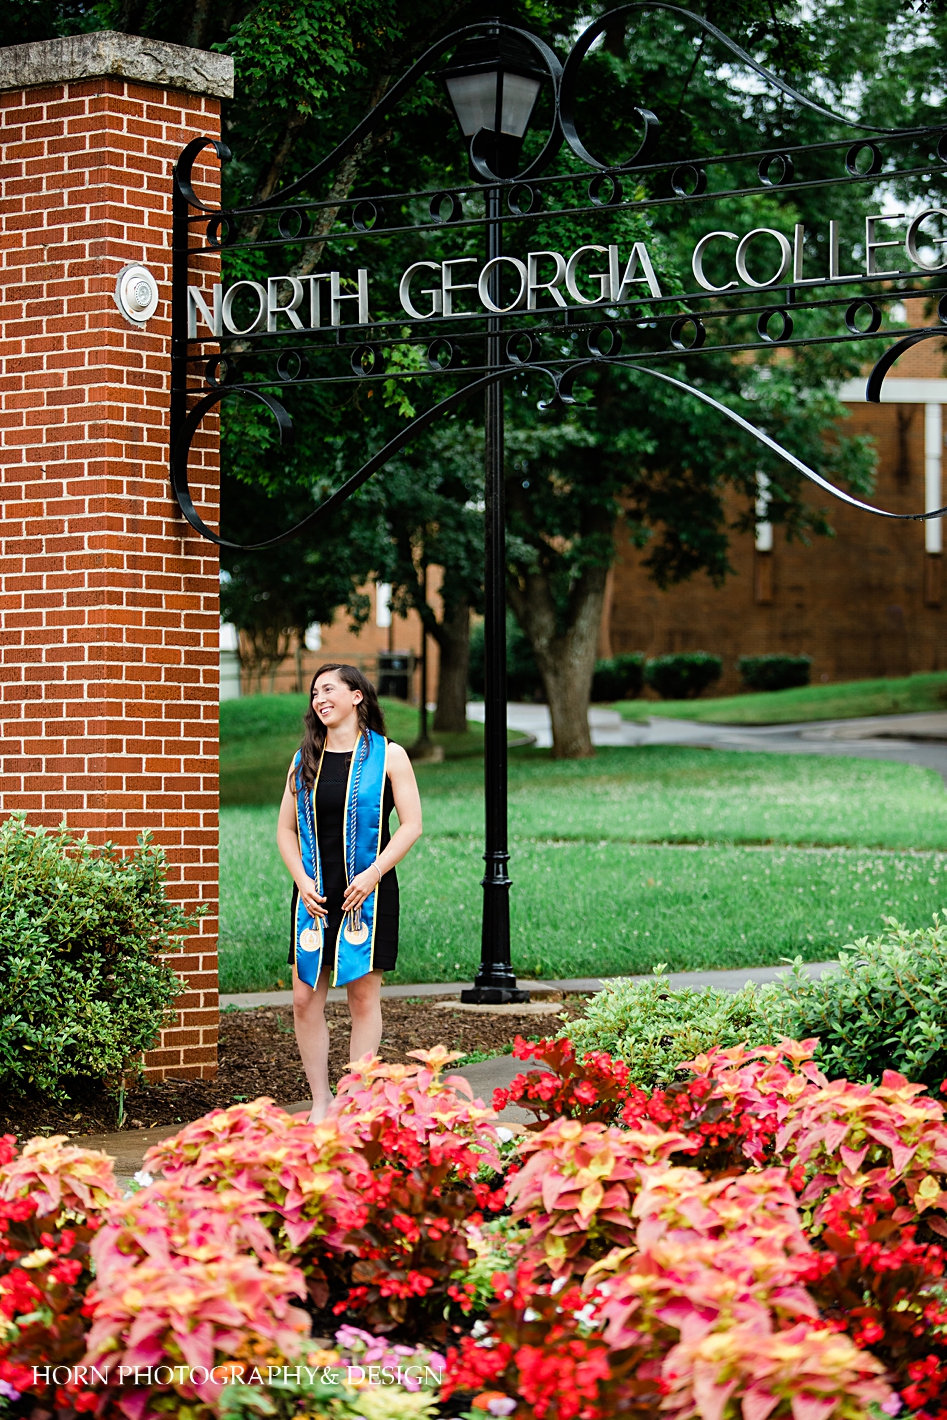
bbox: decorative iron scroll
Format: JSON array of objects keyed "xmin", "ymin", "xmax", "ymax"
[{"xmin": 170, "ymin": 5, "xmax": 947, "ymax": 548}]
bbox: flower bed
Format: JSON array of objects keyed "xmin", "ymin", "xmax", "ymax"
[{"xmin": 4, "ymin": 1037, "xmax": 947, "ymax": 1420}]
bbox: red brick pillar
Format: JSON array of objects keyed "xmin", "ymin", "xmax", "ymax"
[{"xmin": 0, "ymin": 33, "xmax": 232, "ymax": 1079}]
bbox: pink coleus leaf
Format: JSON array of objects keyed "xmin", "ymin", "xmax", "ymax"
[
  {"xmin": 790, "ymin": 1393, "xmax": 838, "ymax": 1420},
  {"xmin": 742, "ymin": 1384, "xmax": 781, "ymax": 1420},
  {"xmin": 838, "ymin": 1144, "xmax": 869, "ymax": 1174}
]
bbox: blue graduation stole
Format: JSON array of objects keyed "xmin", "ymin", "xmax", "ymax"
[{"xmin": 292, "ymin": 729, "xmax": 389, "ymax": 988}]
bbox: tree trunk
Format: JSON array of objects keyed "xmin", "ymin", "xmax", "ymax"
[
  {"xmin": 432, "ymin": 597, "xmax": 470, "ymax": 734},
  {"xmin": 508, "ymin": 565, "xmax": 608, "ymax": 760}
]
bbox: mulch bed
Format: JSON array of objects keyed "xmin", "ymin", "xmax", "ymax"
[{"xmin": 0, "ymin": 994, "xmax": 584, "ymax": 1141}]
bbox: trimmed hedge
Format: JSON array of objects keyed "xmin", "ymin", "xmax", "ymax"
[
  {"xmin": 591, "ymin": 653, "xmax": 644, "ymax": 702},
  {"xmin": 0, "ymin": 812, "xmax": 192, "ymax": 1100},
  {"xmin": 644, "ymin": 651, "xmax": 722, "ymax": 700},
  {"xmin": 738, "ymin": 653, "xmax": 812, "ymax": 691}
]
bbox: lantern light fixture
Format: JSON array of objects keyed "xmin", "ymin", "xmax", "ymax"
[{"xmin": 440, "ymin": 27, "xmax": 545, "ymax": 178}]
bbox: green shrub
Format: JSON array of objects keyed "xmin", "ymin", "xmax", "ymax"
[
  {"xmin": 0, "ymin": 813, "xmax": 192, "ymax": 1100},
  {"xmin": 644, "ymin": 652, "xmax": 723, "ymax": 700},
  {"xmin": 591, "ymin": 653, "xmax": 644, "ymax": 702},
  {"xmin": 469, "ymin": 613, "xmax": 542, "ymax": 701},
  {"xmin": 759, "ymin": 918, "xmax": 947, "ymax": 1090},
  {"xmin": 562, "ymin": 968, "xmax": 770, "ymax": 1089},
  {"xmin": 738, "ymin": 654, "xmax": 812, "ymax": 692}
]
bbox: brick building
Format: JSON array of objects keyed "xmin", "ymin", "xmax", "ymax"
[
  {"xmin": 221, "ymin": 580, "xmax": 441, "ymax": 705},
  {"xmin": 603, "ymin": 330, "xmax": 947, "ymax": 695}
]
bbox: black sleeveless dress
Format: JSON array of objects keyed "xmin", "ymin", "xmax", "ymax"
[{"xmin": 289, "ymin": 748, "xmax": 399, "ymax": 975}]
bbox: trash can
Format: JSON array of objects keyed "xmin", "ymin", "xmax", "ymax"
[{"xmin": 376, "ymin": 651, "xmax": 414, "ymax": 700}]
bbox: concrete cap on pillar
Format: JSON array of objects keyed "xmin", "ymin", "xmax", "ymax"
[{"xmin": 0, "ymin": 29, "xmax": 234, "ymax": 98}]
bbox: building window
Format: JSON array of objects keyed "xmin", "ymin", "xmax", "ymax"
[
  {"xmin": 376, "ymin": 582, "xmax": 392, "ymax": 628},
  {"xmin": 755, "ymin": 471, "xmax": 773, "ymax": 604},
  {"xmin": 925, "ymin": 403, "xmax": 942, "ymax": 606}
]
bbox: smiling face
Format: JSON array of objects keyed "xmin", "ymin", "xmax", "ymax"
[{"xmin": 311, "ymin": 670, "xmax": 363, "ymax": 731}]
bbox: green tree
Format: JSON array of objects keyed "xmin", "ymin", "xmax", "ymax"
[{"xmin": 10, "ymin": 0, "xmax": 943, "ymax": 757}]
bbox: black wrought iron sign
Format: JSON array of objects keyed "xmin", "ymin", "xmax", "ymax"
[{"xmin": 170, "ymin": 4, "xmax": 947, "ymax": 1000}]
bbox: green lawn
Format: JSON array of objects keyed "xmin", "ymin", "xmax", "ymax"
[
  {"xmin": 612, "ymin": 671, "xmax": 947, "ymax": 725},
  {"xmin": 220, "ymin": 694, "xmax": 520, "ymax": 807},
  {"xmin": 219, "ymin": 733, "xmax": 947, "ymax": 993},
  {"xmin": 408, "ymin": 749, "xmax": 947, "ymax": 852}
]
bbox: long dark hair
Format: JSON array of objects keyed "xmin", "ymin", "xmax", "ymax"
[{"xmin": 296, "ymin": 664, "xmax": 387, "ymax": 791}]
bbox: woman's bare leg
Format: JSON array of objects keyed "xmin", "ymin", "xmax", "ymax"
[
  {"xmin": 347, "ymin": 969, "xmax": 384, "ymax": 1064},
  {"xmin": 292, "ymin": 962, "xmax": 333, "ymax": 1123}
]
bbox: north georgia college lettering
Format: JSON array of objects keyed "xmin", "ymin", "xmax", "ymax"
[{"xmin": 187, "ymin": 209, "xmax": 947, "ymax": 337}]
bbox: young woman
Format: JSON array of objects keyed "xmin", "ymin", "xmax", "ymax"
[{"xmin": 277, "ymin": 664, "xmax": 422, "ymax": 1122}]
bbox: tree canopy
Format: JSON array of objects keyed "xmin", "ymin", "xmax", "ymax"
[{"xmin": 9, "ymin": 0, "xmax": 946, "ymax": 750}]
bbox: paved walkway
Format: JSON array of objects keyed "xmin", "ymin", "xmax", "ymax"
[
  {"xmin": 220, "ymin": 960, "xmax": 836, "ymax": 1010},
  {"xmin": 466, "ymin": 703, "xmax": 947, "ymax": 782}
]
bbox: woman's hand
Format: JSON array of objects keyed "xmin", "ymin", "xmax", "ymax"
[
  {"xmin": 342, "ymin": 865, "xmax": 381, "ymax": 915},
  {"xmin": 298, "ymin": 877, "xmax": 327, "ymax": 918}
]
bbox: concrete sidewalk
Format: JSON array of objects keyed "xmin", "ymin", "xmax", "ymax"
[
  {"xmin": 466, "ymin": 702, "xmax": 947, "ymax": 782},
  {"xmin": 220, "ymin": 960, "xmax": 836, "ymax": 1010}
]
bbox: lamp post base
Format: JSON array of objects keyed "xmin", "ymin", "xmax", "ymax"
[
  {"xmin": 460, "ymin": 986, "xmax": 532, "ymax": 1003},
  {"xmin": 460, "ymin": 966, "xmax": 531, "ymax": 1004}
]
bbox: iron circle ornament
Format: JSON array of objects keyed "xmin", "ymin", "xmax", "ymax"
[
  {"xmin": 276, "ymin": 350, "xmax": 310, "ymax": 382},
  {"xmin": 558, "ymin": 10, "xmax": 659, "ymax": 170},
  {"xmin": 205, "ymin": 215, "xmax": 232, "ymax": 248},
  {"xmin": 867, "ymin": 328, "xmax": 947, "ymax": 405},
  {"xmin": 506, "ymin": 332, "xmax": 539, "ymax": 364},
  {"xmin": 428, "ymin": 191, "xmax": 463, "ymax": 224},
  {"xmin": 351, "ymin": 344, "xmax": 385, "ymax": 376},
  {"xmin": 757, "ymin": 308, "xmax": 794, "ymax": 343},
  {"xmin": 352, "ymin": 200, "xmax": 384, "ymax": 232},
  {"xmin": 758, "ymin": 152, "xmax": 794, "ymax": 186},
  {"xmin": 938, "ymin": 132, "xmax": 947, "ymax": 163},
  {"xmin": 588, "ymin": 173, "xmax": 623, "ymax": 206},
  {"xmin": 939, "ymin": 294, "xmax": 947, "ymax": 324},
  {"xmin": 204, "ymin": 355, "xmax": 240, "ymax": 387},
  {"xmin": 172, "ymin": 386, "xmax": 295, "ymax": 546},
  {"xmin": 587, "ymin": 323, "xmax": 623, "ymax": 357},
  {"xmin": 845, "ymin": 141, "xmax": 883, "ymax": 177},
  {"xmin": 460, "ymin": 27, "xmax": 564, "ymax": 184},
  {"xmin": 845, "ymin": 300, "xmax": 882, "ymax": 335},
  {"xmin": 671, "ymin": 164, "xmax": 707, "ymax": 197},
  {"xmin": 426, "ymin": 338, "xmax": 462, "ymax": 371},
  {"xmin": 277, "ymin": 208, "xmax": 311, "ymax": 240},
  {"xmin": 508, "ymin": 183, "xmax": 542, "ymax": 216},
  {"xmin": 669, "ymin": 316, "xmax": 706, "ymax": 351}
]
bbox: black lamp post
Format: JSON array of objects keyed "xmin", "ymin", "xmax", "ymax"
[{"xmin": 441, "ymin": 28, "xmax": 542, "ymax": 1004}]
